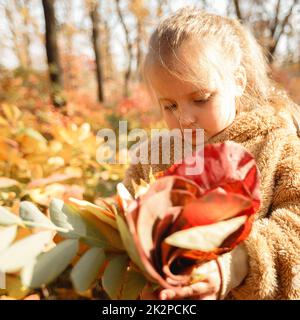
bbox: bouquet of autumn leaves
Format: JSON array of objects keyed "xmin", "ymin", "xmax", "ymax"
[{"xmin": 0, "ymin": 141, "xmax": 261, "ymax": 299}]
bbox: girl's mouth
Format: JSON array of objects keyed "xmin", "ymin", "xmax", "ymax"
[{"xmin": 182, "ymin": 128, "xmax": 204, "ymax": 139}]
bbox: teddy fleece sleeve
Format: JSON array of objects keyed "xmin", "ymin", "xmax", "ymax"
[{"xmin": 228, "ymin": 138, "xmax": 300, "ymax": 300}]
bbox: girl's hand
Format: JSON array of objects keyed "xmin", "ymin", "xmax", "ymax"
[{"xmin": 140, "ymin": 259, "xmax": 222, "ymax": 300}]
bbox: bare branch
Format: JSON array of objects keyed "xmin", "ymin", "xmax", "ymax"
[
  {"xmin": 270, "ymin": 0, "xmax": 298, "ymax": 57},
  {"xmin": 270, "ymin": 0, "xmax": 281, "ymax": 38}
]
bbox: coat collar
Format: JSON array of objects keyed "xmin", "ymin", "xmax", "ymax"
[{"xmin": 206, "ymin": 105, "xmax": 296, "ymax": 144}]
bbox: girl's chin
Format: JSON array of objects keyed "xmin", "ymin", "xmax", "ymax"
[{"xmin": 192, "ymin": 132, "xmax": 210, "ymax": 145}]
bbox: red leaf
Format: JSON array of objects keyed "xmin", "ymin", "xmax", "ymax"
[
  {"xmin": 177, "ymin": 188, "xmax": 252, "ymax": 228},
  {"xmin": 123, "ymin": 141, "xmax": 261, "ymax": 291}
]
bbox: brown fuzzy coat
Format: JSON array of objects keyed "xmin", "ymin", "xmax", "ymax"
[{"xmin": 122, "ymin": 105, "xmax": 300, "ymax": 300}]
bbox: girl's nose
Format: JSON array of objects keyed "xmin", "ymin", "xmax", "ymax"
[{"xmin": 178, "ymin": 112, "xmax": 197, "ymax": 127}]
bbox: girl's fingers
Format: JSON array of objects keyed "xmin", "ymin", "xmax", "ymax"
[
  {"xmin": 159, "ymin": 281, "xmax": 211, "ymax": 300},
  {"xmin": 193, "ymin": 260, "xmax": 219, "ymax": 275}
]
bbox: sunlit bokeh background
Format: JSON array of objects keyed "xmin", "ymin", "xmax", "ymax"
[{"xmin": 0, "ymin": 0, "xmax": 299, "ymax": 210}]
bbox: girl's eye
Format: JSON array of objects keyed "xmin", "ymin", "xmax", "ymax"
[
  {"xmin": 194, "ymin": 93, "xmax": 213, "ymax": 105},
  {"xmin": 194, "ymin": 100, "xmax": 207, "ymax": 104},
  {"xmin": 164, "ymin": 103, "xmax": 177, "ymax": 111}
]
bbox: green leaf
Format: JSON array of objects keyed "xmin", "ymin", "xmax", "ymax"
[
  {"xmin": 115, "ymin": 213, "xmax": 146, "ymax": 273},
  {"xmin": 164, "ymin": 215, "xmax": 247, "ymax": 251},
  {"xmin": 102, "ymin": 255, "xmax": 128, "ymax": 299},
  {"xmin": 0, "ymin": 231, "xmax": 53, "ymax": 273},
  {"xmin": 20, "ymin": 201, "xmax": 65, "ymax": 232},
  {"xmin": 0, "ymin": 225, "xmax": 17, "ymax": 252},
  {"xmin": 0, "ymin": 206, "xmax": 23, "ymax": 226},
  {"xmin": 49, "ymin": 199, "xmax": 75, "ymax": 233},
  {"xmin": 21, "ymin": 239, "xmax": 79, "ymax": 288},
  {"xmin": 49, "ymin": 198, "xmax": 109, "ymax": 248},
  {"xmin": 120, "ymin": 270, "xmax": 147, "ymax": 300},
  {"xmin": 71, "ymin": 247, "xmax": 106, "ymax": 293},
  {"xmin": 68, "ymin": 197, "xmax": 117, "ymax": 229}
]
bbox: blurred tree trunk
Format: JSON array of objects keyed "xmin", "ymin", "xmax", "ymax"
[
  {"xmin": 136, "ymin": 20, "xmax": 143, "ymax": 81},
  {"xmin": 156, "ymin": 0, "xmax": 170, "ymax": 17},
  {"xmin": 42, "ymin": 0, "xmax": 66, "ymax": 107},
  {"xmin": 14, "ymin": 0, "xmax": 32, "ymax": 68},
  {"xmin": 233, "ymin": 0, "xmax": 243, "ymax": 20},
  {"xmin": 22, "ymin": 0, "xmax": 32, "ymax": 69},
  {"xmin": 89, "ymin": 0, "xmax": 104, "ymax": 103},
  {"xmin": 102, "ymin": 20, "xmax": 115, "ymax": 81},
  {"xmin": 4, "ymin": 3, "xmax": 27, "ymax": 68},
  {"xmin": 129, "ymin": 0, "xmax": 149, "ymax": 82},
  {"xmin": 115, "ymin": 0, "xmax": 133, "ymax": 97},
  {"xmin": 4, "ymin": 0, "xmax": 44, "ymax": 69},
  {"xmin": 61, "ymin": 0, "xmax": 75, "ymax": 90},
  {"xmin": 8, "ymin": 0, "xmax": 32, "ymax": 68}
]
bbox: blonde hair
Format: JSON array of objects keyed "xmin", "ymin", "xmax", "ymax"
[{"xmin": 143, "ymin": 7, "xmax": 300, "ymax": 125}]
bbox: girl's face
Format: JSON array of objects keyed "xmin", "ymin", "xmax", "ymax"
[{"xmin": 147, "ymin": 48, "xmax": 242, "ymax": 144}]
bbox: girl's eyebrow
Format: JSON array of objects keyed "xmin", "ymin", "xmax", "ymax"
[
  {"xmin": 158, "ymin": 89, "xmax": 211, "ymax": 102},
  {"xmin": 189, "ymin": 89, "xmax": 211, "ymax": 97}
]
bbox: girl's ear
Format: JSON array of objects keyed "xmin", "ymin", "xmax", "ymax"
[{"xmin": 234, "ymin": 66, "xmax": 246, "ymax": 97}]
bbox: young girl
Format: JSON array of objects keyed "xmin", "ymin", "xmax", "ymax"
[{"xmin": 122, "ymin": 7, "xmax": 300, "ymax": 300}]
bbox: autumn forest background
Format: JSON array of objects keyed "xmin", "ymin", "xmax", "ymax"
[
  {"xmin": 1, "ymin": 0, "xmax": 300, "ymax": 229},
  {"xmin": 0, "ymin": 0, "xmax": 299, "ymax": 299}
]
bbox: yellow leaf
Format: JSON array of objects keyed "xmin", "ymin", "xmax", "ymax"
[
  {"xmin": 131, "ymin": 179, "xmax": 150, "ymax": 198},
  {"xmin": 148, "ymin": 167, "xmax": 157, "ymax": 184},
  {"xmin": 0, "ymin": 275, "xmax": 30, "ymax": 299},
  {"xmin": 2, "ymin": 104, "xmax": 21, "ymax": 122},
  {"xmin": 0, "ymin": 116, "xmax": 9, "ymax": 126},
  {"xmin": 67, "ymin": 197, "xmax": 117, "ymax": 229},
  {"xmin": 164, "ymin": 215, "xmax": 248, "ymax": 252}
]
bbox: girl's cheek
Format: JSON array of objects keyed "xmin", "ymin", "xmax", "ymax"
[
  {"xmin": 212, "ymin": 99, "xmax": 236, "ymax": 130},
  {"xmin": 197, "ymin": 101, "xmax": 227, "ymax": 136},
  {"xmin": 163, "ymin": 112, "xmax": 179, "ymax": 130}
]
